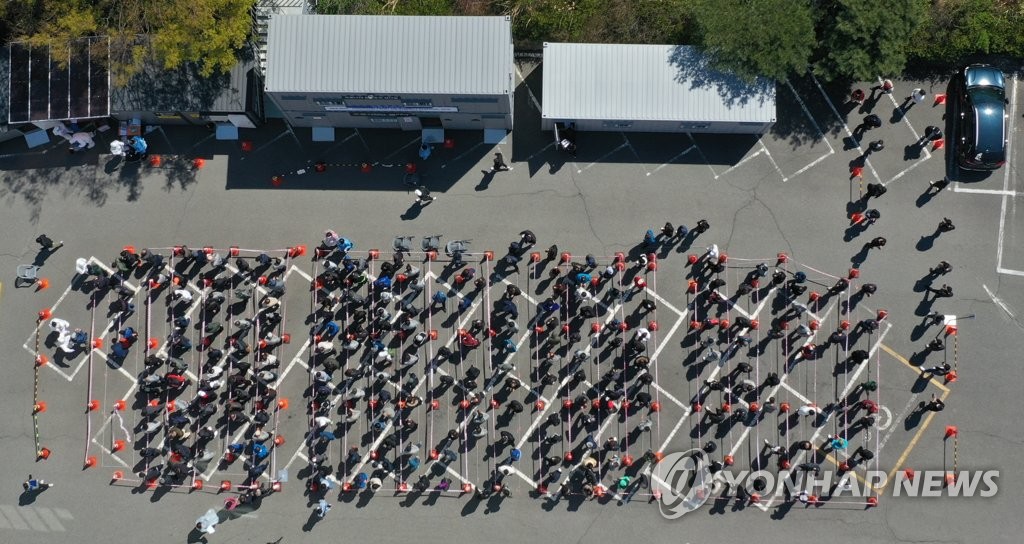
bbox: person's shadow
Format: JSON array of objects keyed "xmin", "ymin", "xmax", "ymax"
[
  {"xmin": 18, "ymin": 487, "xmax": 46, "ymax": 506},
  {"xmin": 903, "ymin": 143, "xmax": 924, "ymax": 161},
  {"xmin": 400, "ymin": 202, "xmax": 424, "ymax": 221},
  {"xmin": 476, "ymin": 171, "xmax": 495, "ymax": 191},
  {"xmin": 301, "ymin": 509, "xmax": 323, "ymax": 531},
  {"xmin": 849, "ymin": 243, "xmax": 871, "ymax": 266},
  {"xmin": 32, "ymin": 248, "xmax": 55, "ymax": 267},
  {"xmin": 915, "ymin": 185, "xmax": 938, "ymax": 208},
  {"xmin": 859, "ymin": 89, "xmax": 882, "ymax": 114},
  {"xmin": 915, "ymin": 232, "xmax": 939, "ymax": 252}
]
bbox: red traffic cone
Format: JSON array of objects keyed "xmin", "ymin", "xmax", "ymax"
[
  {"xmin": 933, "ymin": 93, "xmax": 946, "ymax": 105},
  {"xmin": 944, "ymin": 425, "xmax": 958, "ymax": 439},
  {"xmin": 850, "ymin": 165, "xmax": 863, "ymax": 178}
]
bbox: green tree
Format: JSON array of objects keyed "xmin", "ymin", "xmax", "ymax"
[
  {"xmin": 317, "ymin": 0, "xmax": 461, "ymax": 15},
  {"xmin": 147, "ymin": 0, "xmax": 255, "ymax": 77},
  {"xmin": 691, "ymin": 0, "xmax": 816, "ymax": 81},
  {"xmin": 501, "ymin": 0, "xmax": 606, "ymax": 46},
  {"xmin": 582, "ymin": 0, "xmax": 693, "ymax": 45},
  {"xmin": 909, "ymin": 0, "xmax": 1024, "ymax": 63},
  {"xmin": 6, "ymin": 0, "xmax": 256, "ymax": 85},
  {"xmin": 816, "ymin": 0, "xmax": 926, "ymax": 80}
]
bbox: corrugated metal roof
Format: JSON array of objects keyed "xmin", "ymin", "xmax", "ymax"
[
  {"xmin": 542, "ymin": 43, "xmax": 775, "ymax": 123},
  {"xmin": 266, "ymin": 15, "xmax": 513, "ymax": 95}
]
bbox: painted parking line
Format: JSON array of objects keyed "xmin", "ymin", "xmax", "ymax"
[
  {"xmin": 578, "ymin": 141, "xmax": 629, "ymax": 174},
  {"xmin": 707, "ymin": 148, "xmax": 764, "ymax": 180},
  {"xmin": 622, "ymin": 134, "xmax": 654, "ymax": 177},
  {"xmin": 879, "ymin": 343, "xmax": 950, "ymax": 393},
  {"xmin": 952, "ymin": 186, "xmax": 1018, "ymax": 196},
  {"xmin": 996, "ymin": 73, "xmax": 1021, "ymax": 278},
  {"xmin": 515, "ymin": 66, "xmax": 542, "ymax": 112},
  {"xmin": 781, "ymin": 78, "xmax": 836, "ymax": 182},
  {"xmin": 881, "ymin": 388, "xmax": 951, "ymax": 493},
  {"xmin": 649, "ymin": 145, "xmax": 697, "ymax": 176},
  {"xmin": 759, "ymin": 322, "xmax": 891, "ymax": 509},
  {"xmin": 808, "ymin": 73, "xmax": 882, "ymax": 184},
  {"xmin": 759, "ymin": 141, "xmax": 788, "ymax": 182},
  {"xmin": 882, "ymin": 154, "xmax": 932, "ymax": 187},
  {"xmin": 877, "ymin": 77, "xmax": 931, "ymax": 154}
]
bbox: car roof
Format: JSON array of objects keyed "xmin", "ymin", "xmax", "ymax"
[{"xmin": 965, "ymin": 65, "xmax": 1005, "ymax": 89}]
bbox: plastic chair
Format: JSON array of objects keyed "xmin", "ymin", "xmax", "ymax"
[{"xmin": 16, "ymin": 264, "xmax": 40, "ymax": 287}]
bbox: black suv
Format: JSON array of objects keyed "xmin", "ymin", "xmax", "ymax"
[{"xmin": 957, "ymin": 64, "xmax": 1008, "ymax": 171}]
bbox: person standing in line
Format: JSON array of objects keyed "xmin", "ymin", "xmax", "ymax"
[
  {"xmin": 937, "ymin": 218, "xmax": 955, "ymax": 232},
  {"xmin": 921, "ymin": 363, "xmax": 951, "ymax": 377},
  {"xmin": 868, "ymin": 236, "xmax": 887, "ymax": 249},
  {"xmin": 921, "ymin": 125, "xmax": 943, "ymax": 145},
  {"xmin": 864, "ymin": 183, "xmax": 887, "ymax": 200},
  {"xmin": 866, "ymin": 140, "xmax": 885, "ymax": 154},
  {"xmin": 928, "ymin": 177, "xmax": 950, "ymax": 193},
  {"xmin": 908, "ymin": 88, "xmax": 927, "ymax": 109},
  {"xmin": 316, "ymin": 499, "xmax": 332, "ymax": 518},
  {"xmin": 929, "ymin": 261, "xmax": 952, "ymax": 275},
  {"xmin": 925, "ymin": 394, "xmax": 945, "ymax": 412},
  {"xmin": 195, "ymin": 509, "xmax": 219, "ymax": 535}
]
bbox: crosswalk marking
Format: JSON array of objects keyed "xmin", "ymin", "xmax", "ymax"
[
  {"xmin": 0, "ymin": 505, "xmax": 30, "ymax": 530},
  {"xmin": 36, "ymin": 508, "xmax": 66, "ymax": 532}
]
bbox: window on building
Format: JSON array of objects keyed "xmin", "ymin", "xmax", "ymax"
[
  {"xmin": 602, "ymin": 121, "xmax": 633, "ymax": 128},
  {"xmin": 369, "ymin": 117, "xmax": 399, "ymax": 124},
  {"xmin": 279, "ymin": 95, "xmax": 307, "ymax": 101},
  {"xmin": 402, "ymin": 99, "xmax": 433, "ymax": 107},
  {"xmin": 451, "ymin": 97, "xmax": 500, "ymax": 103},
  {"xmin": 680, "ymin": 122, "xmax": 710, "ymax": 130}
]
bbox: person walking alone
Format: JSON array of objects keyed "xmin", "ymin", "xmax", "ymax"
[
  {"xmin": 490, "ymin": 152, "xmax": 510, "ymax": 173},
  {"xmin": 22, "ymin": 475, "xmax": 53, "ymax": 492},
  {"xmin": 36, "ymin": 234, "xmax": 64, "ymax": 252},
  {"xmin": 414, "ymin": 186, "xmax": 435, "ymax": 205}
]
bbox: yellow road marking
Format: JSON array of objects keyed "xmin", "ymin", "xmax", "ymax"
[
  {"xmin": 880, "ymin": 388, "xmax": 952, "ymax": 493},
  {"xmin": 880, "ymin": 343, "xmax": 950, "ymax": 393},
  {"xmin": 822, "ymin": 451, "xmax": 885, "ymax": 494}
]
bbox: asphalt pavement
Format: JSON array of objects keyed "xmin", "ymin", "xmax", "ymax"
[{"xmin": 0, "ymin": 64, "xmax": 1022, "ymax": 544}]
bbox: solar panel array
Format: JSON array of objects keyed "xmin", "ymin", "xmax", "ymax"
[{"xmin": 8, "ymin": 37, "xmax": 109, "ymax": 123}]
